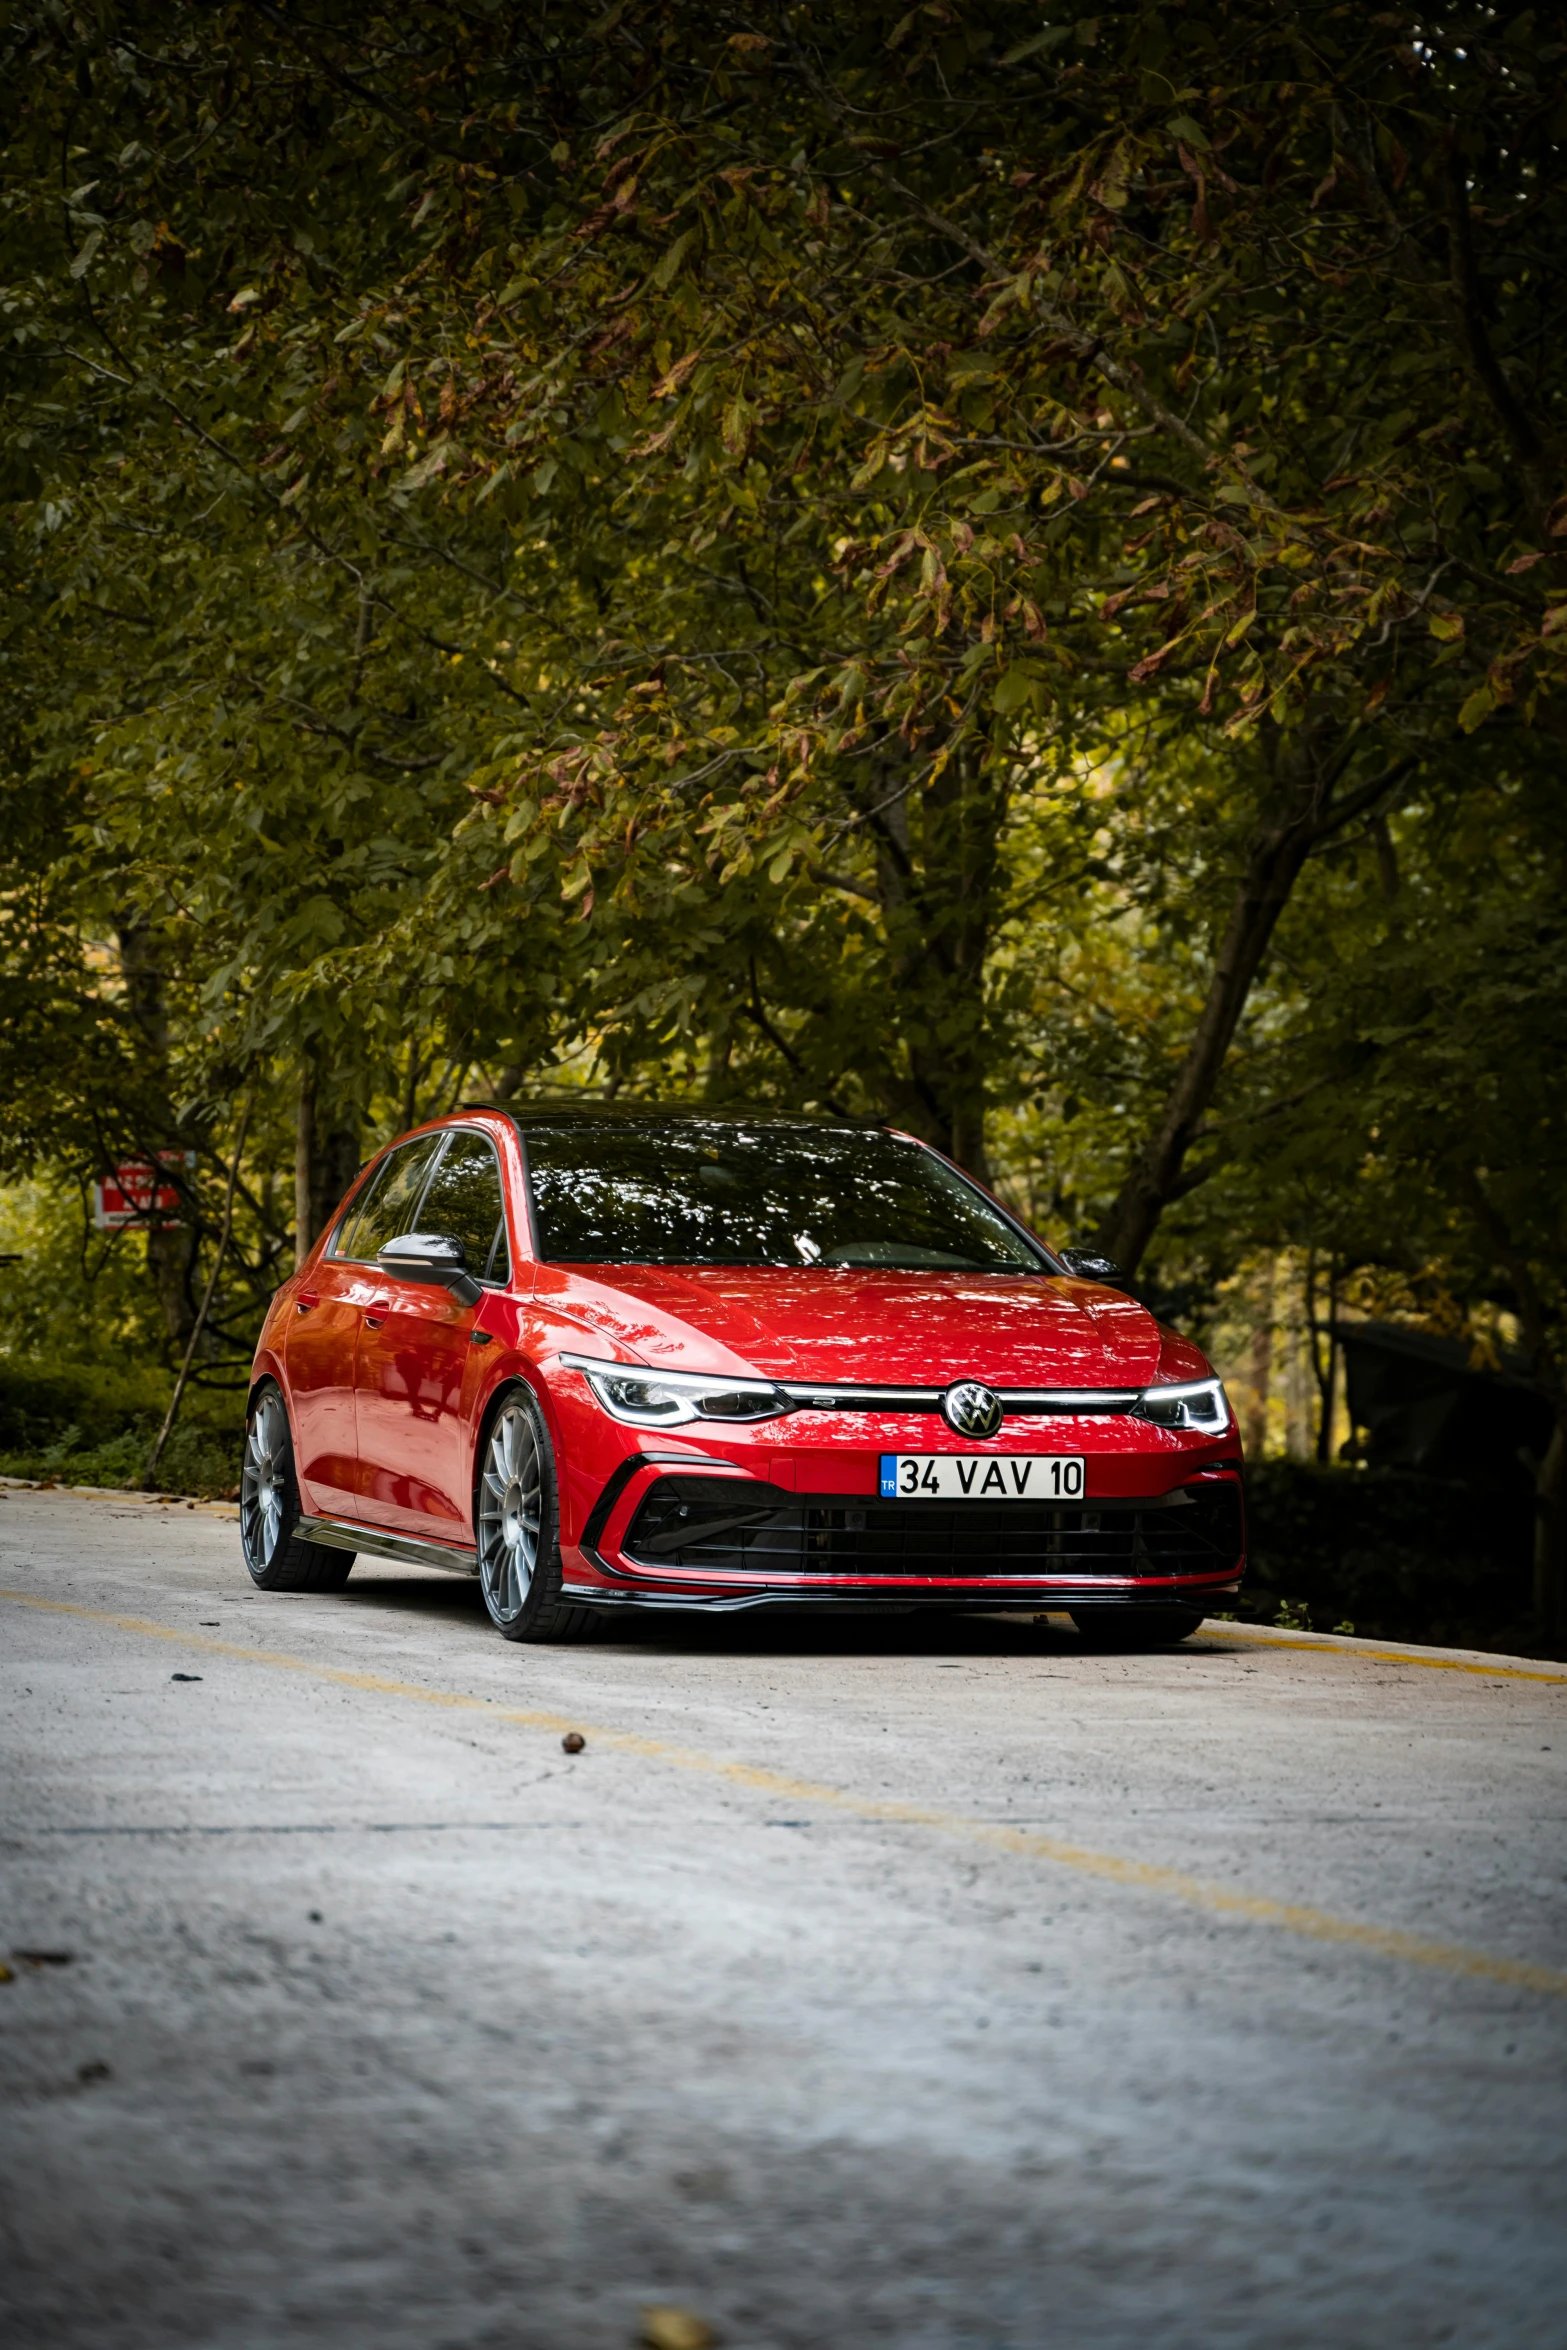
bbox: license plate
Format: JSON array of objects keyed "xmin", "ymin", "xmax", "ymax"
[{"xmin": 880, "ymin": 1454, "xmax": 1086, "ymax": 1502}]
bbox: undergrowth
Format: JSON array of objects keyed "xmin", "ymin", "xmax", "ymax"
[{"xmin": 0, "ymin": 1361, "xmax": 244, "ymax": 1499}]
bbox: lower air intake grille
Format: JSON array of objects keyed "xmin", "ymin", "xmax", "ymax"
[{"xmin": 621, "ymin": 1476, "xmax": 1243, "ymax": 1580}]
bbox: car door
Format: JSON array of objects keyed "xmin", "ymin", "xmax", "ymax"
[
  {"xmin": 353, "ymin": 1129, "xmax": 512, "ymax": 1540},
  {"xmin": 283, "ymin": 1152, "xmax": 412, "ymax": 1520},
  {"xmin": 285, "ymin": 1254, "xmax": 370, "ymax": 1520},
  {"xmin": 291, "ymin": 1131, "xmax": 444, "ymax": 1527}
]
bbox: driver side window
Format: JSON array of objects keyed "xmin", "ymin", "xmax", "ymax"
[
  {"xmin": 416, "ymin": 1131, "xmax": 510, "ymax": 1283},
  {"xmin": 334, "ymin": 1135, "xmax": 442, "ymax": 1264}
]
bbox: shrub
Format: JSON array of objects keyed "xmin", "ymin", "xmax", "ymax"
[{"xmin": 0, "ymin": 1360, "xmax": 245, "ymax": 1498}]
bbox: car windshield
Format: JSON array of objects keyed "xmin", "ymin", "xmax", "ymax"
[{"xmin": 523, "ymin": 1121, "xmax": 1047, "ymax": 1273}]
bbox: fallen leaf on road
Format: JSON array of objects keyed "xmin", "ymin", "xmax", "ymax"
[
  {"xmin": 77, "ymin": 2060, "xmax": 111, "ymax": 2085},
  {"xmin": 13, "ymin": 1950, "xmax": 73, "ymax": 1967},
  {"xmin": 171, "ymin": 1673, "xmax": 203, "ymax": 1682},
  {"xmin": 641, "ymin": 2307, "xmax": 716, "ymax": 2350},
  {"xmin": 562, "ymin": 1731, "xmax": 586, "ymax": 1753}
]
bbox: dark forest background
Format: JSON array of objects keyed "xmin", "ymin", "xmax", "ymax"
[{"xmin": 2, "ymin": 1, "xmax": 1564, "ymax": 1650}]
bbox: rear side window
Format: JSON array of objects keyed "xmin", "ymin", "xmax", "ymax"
[
  {"xmin": 335, "ymin": 1135, "xmax": 442, "ymax": 1263},
  {"xmin": 417, "ymin": 1132, "xmax": 510, "ymax": 1283}
]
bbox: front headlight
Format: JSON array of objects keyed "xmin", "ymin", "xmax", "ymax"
[
  {"xmin": 560, "ymin": 1352, "xmax": 792, "ymax": 1428},
  {"xmin": 1134, "ymin": 1377, "xmax": 1231, "ymax": 1432}
]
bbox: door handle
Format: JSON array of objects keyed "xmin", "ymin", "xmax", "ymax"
[
  {"xmin": 363, "ymin": 1297, "xmax": 390, "ymax": 1330},
  {"xmin": 364, "ymin": 1313, "xmax": 385, "ymax": 1329},
  {"xmin": 296, "ymin": 1291, "xmax": 320, "ymax": 1314}
]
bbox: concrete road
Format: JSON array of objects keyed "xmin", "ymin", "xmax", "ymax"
[{"xmin": 1, "ymin": 1486, "xmax": 1564, "ymax": 2350}]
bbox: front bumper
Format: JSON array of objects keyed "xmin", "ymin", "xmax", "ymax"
[{"xmin": 560, "ymin": 1450, "xmax": 1245, "ymax": 1614}]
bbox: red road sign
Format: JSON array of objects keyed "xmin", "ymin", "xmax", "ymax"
[{"xmin": 93, "ymin": 1151, "xmax": 196, "ymax": 1232}]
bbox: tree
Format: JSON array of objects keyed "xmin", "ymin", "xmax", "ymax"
[
  {"xmin": 2, "ymin": 0, "xmax": 1564, "ymax": 1391},
  {"xmin": 1187, "ymin": 755, "xmax": 1567, "ymax": 1634}
]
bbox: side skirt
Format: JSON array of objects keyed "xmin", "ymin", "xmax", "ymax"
[{"xmin": 296, "ymin": 1514, "xmax": 479, "ymax": 1576}]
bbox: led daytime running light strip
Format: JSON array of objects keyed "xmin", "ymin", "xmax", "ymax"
[{"xmin": 562, "ymin": 1355, "xmax": 1231, "ymax": 1432}]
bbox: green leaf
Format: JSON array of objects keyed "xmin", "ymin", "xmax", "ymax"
[
  {"xmin": 993, "ymin": 663, "xmax": 1046, "ymax": 714},
  {"xmin": 721, "ymin": 390, "xmax": 755, "ymax": 458},
  {"xmin": 651, "ymin": 230, "xmax": 694, "ymax": 289},
  {"xmin": 1002, "ymin": 26, "xmax": 1073, "ymax": 64}
]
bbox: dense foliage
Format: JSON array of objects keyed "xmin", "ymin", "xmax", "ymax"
[{"xmin": 2, "ymin": 2, "xmax": 1563, "ymax": 1630}]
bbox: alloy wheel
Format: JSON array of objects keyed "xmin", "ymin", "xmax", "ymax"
[
  {"xmin": 478, "ymin": 1400, "xmax": 543, "ymax": 1625},
  {"xmin": 240, "ymin": 1388, "xmax": 288, "ymax": 1571}
]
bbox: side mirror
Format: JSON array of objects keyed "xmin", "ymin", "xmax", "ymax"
[
  {"xmin": 1057, "ymin": 1247, "xmax": 1129, "ymax": 1286},
  {"xmin": 378, "ymin": 1231, "xmax": 482, "ymax": 1306}
]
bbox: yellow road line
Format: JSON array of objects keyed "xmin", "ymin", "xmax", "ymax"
[
  {"xmin": 1198, "ymin": 1624, "xmax": 1567, "ymax": 1684},
  {"xmin": 5, "ymin": 1585, "xmax": 1565, "ymax": 2001}
]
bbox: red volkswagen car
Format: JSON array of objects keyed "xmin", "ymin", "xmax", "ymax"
[{"xmin": 242, "ymin": 1108, "xmax": 1244, "ymax": 1643}]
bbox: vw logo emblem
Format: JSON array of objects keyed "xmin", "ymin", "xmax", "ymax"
[{"xmin": 942, "ymin": 1379, "xmax": 1003, "ymax": 1439}]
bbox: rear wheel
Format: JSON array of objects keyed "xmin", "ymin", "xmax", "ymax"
[
  {"xmin": 1070, "ymin": 1606, "xmax": 1205, "ymax": 1648},
  {"xmin": 240, "ymin": 1382, "xmax": 353, "ymax": 1592},
  {"xmin": 476, "ymin": 1388, "xmax": 597, "ymax": 1643}
]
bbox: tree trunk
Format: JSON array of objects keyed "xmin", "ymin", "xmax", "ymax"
[
  {"xmin": 1097, "ymin": 736, "xmax": 1413, "ymax": 1272},
  {"xmin": 294, "ymin": 1061, "xmax": 359, "ymax": 1267},
  {"xmin": 1310, "ymin": 1254, "xmax": 1340, "ymax": 1465},
  {"xmin": 1097, "ymin": 776, "xmax": 1324, "ymax": 1273},
  {"xmin": 863, "ymin": 743, "xmax": 1004, "ymax": 1182},
  {"xmin": 311, "ymin": 1117, "xmax": 362, "ymax": 1246}
]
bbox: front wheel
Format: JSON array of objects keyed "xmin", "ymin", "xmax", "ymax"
[
  {"xmin": 1070, "ymin": 1606, "xmax": 1205, "ymax": 1648},
  {"xmin": 475, "ymin": 1387, "xmax": 597, "ymax": 1643},
  {"xmin": 240, "ymin": 1382, "xmax": 353, "ymax": 1591}
]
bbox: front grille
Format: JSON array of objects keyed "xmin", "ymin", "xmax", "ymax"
[{"xmin": 621, "ymin": 1476, "xmax": 1243, "ymax": 1581}]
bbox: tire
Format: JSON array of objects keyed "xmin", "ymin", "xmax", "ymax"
[
  {"xmin": 240, "ymin": 1381, "xmax": 354, "ymax": 1593},
  {"xmin": 475, "ymin": 1385, "xmax": 597, "ymax": 1643},
  {"xmin": 1070, "ymin": 1605, "xmax": 1205, "ymax": 1648}
]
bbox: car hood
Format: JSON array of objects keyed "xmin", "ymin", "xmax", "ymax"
[{"xmin": 538, "ymin": 1263, "xmax": 1165, "ymax": 1387}]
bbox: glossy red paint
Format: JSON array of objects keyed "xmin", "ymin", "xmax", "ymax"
[
  {"xmin": 251, "ymin": 1108, "xmax": 1246, "ymax": 1615},
  {"xmin": 280, "ymin": 1255, "xmax": 365, "ymax": 1518},
  {"xmin": 353, "ymin": 1269, "xmax": 478, "ymax": 1534},
  {"xmin": 531, "ymin": 1261, "xmax": 1169, "ymax": 1386}
]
